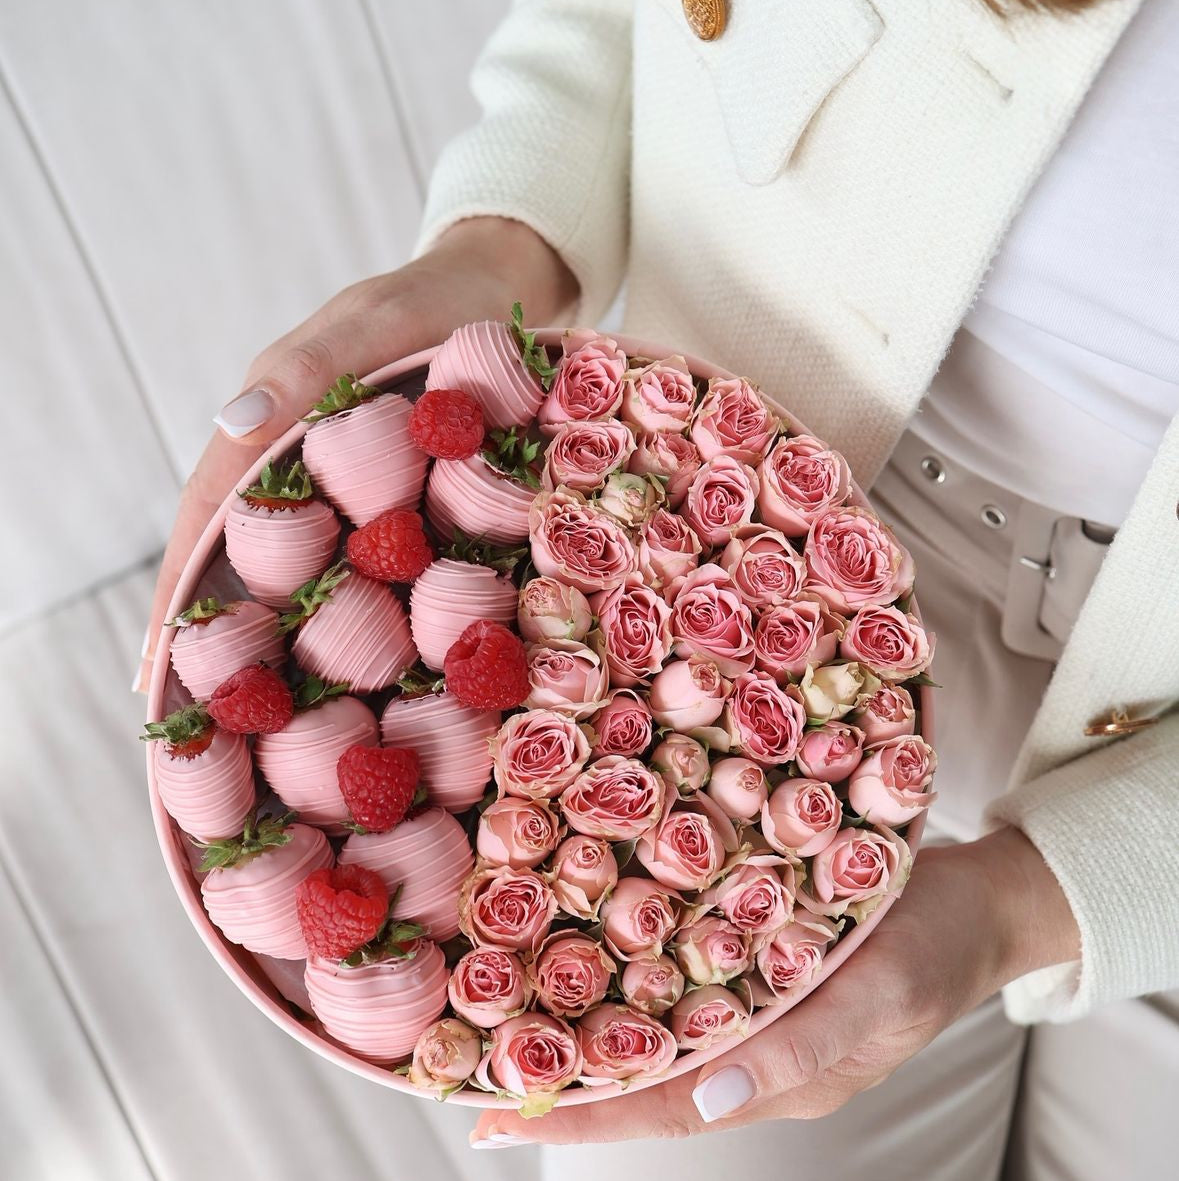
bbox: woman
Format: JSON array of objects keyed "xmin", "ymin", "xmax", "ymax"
[{"xmin": 140, "ymin": 0, "xmax": 1179, "ymax": 1177}]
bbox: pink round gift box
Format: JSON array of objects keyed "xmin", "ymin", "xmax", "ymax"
[{"xmin": 145, "ymin": 331, "xmax": 932, "ymax": 1109}]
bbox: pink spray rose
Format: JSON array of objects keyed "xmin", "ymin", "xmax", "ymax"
[
  {"xmin": 753, "ymin": 597, "xmax": 845, "ymax": 682},
  {"xmin": 538, "ymin": 330, "xmax": 626, "ymax": 430},
  {"xmin": 724, "ymin": 670, "xmax": 807, "ymax": 765},
  {"xmin": 635, "ymin": 793, "xmax": 737, "ymax": 891},
  {"xmin": 620, "ymin": 356, "xmax": 697, "ymax": 433},
  {"xmin": 700, "ymin": 855, "xmax": 796, "ymax": 937},
  {"xmin": 802, "ymin": 826, "xmax": 913, "ymax": 922},
  {"xmin": 847, "ymin": 734, "xmax": 937, "ymax": 825},
  {"xmin": 795, "ymin": 721, "xmax": 867, "ymax": 783},
  {"xmin": 600, "ymin": 877, "xmax": 682, "ymax": 961},
  {"xmin": 648, "ymin": 656, "xmax": 731, "ymax": 731},
  {"xmin": 674, "ymin": 914, "xmax": 754, "ymax": 985},
  {"xmin": 483, "ymin": 1013, "xmax": 583, "ymax": 1097},
  {"xmin": 756, "ymin": 913, "xmax": 841, "ymax": 1000},
  {"xmin": 577, "ymin": 1004, "xmax": 679, "ymax": 1081},
  {"xmin": 524, "ymin": 637, "xmax": 610, "ymax": 719},
  {"xmin": 529, "ymin": 489, "xmax": 639, "ymax": 594},
  {"xmin": 757, "ymin": 434, "xmax": 852, "ymax": 536},
  {"xmin": 638, "ymin": 508, "xmax": 703, "ymax": 590},
  {"xmin": 705, "ymin": 757, "xmax": 769, "ymax": 820},
  {"xmin": 529, "ymin": 932, "xmax": 615, "ymax": 1018},
  {"xmin": 589, "ymin": 690, "xmax": 654, "ymax": 758},
  {"xmin": 853, "ymin": 685, "xmax": 917, "ymax": 745},
  {"xmin": 491, "ymin": 708, "xmax": 591, "ymax": 799},
  {"xmin": 690, "ymin": 376, "xmax": 778, "ymax": 464},
  {"xmin": 409, "ymin": 1018, "xmax": 482, "ymax": 1093},
  {"xmin": 620, "ymin": 954, "xmax": 686, "ymax": 1016},
  {"xmin": 649, "ymin": 733, "xmax": 712, "ymax": 795},
  {"xmin": 798, "ymin": 660, "xmax": 879, "ymax": 722},
  {"xmin": 448, "ymin": 947, "xmax": 532, "ymax": 1028},
  {"xmin": 670, "ymin": 984, "xmax": 750, "ymax": 1050},
  {"xmin": 541, "ymin": 419, "xmax": 636, "ymax": 493},
  {"xmin": 560, "ymin": 756, "xmax": 668, "ymax": 841},
  {"xmin": 804, "ymin": 507, "xmax": 915, "ymax": 613},
  {"xmin": 459, "ymin": 864, "xmax": 558, "ymax": 954},
  {"xmin": 596, "ymin": 471, "xmax": 665, "ymax": 528},
  {"xmin": 628, "ymin": 431, "xmax": 701, "ymax": 508},
  {"xmin": 591, "ymin": 575, "xmax": 673, "ymax": 687},
  {"xmin": 719, "ymin": 526, "xmax": 807, "ymax": 609},
  {"xmin": 518, "ymin": 576, "xmax": 593, "ymax": 643},
  {"xmin": 685, "ymin": 455, "xmax": 760, "ymax": 547},
  {"xmin": 840, "ymin": 605, "xmax": 934, "ymax": 681},
  {"xmin": 762, "ymin": 778, "xmax": 843, "ymax": 857},
  {"xmin": 549, "ymin": 835, "xmax": 619, "ymax": 920},
  {"xmin": 477, "ymin": 798, "xmax": 562, "ymax": 869},
  {"xmin": 670, "ymin": 564, "xmax": 755, "ymax": 676}
]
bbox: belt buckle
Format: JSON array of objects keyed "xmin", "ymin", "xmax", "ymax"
[{"xmin": 1000, "ymin": 502, "xmax": 1065, "ymax": 662}]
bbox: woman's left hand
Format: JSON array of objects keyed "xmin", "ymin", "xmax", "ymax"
[{"xmin": 471, "ymin": 826, "xmax": 1078, "ymax": 1148}]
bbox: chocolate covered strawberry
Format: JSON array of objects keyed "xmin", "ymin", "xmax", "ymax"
[{"xmin": 169, "ymin": 597, "xmax": 286, "ymax": 701}]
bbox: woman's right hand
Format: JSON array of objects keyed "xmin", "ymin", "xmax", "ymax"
[{"xmin": 135, "ymin": 216, "xmax": 577, "ymax": 692}]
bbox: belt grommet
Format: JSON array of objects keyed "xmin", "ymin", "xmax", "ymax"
[
  {"xmin": 980, "ymin": 504, "xmax": 1007, "ymax": 529},
  {"xmin": 920, "ymin": 455, "xmax": 945, "ymax": 484}
]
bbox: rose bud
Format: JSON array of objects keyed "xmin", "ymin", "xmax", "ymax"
[
  {"xmin": 459, "ymin": 864, "xmax": 557, "ymax": 954},
  {"xmin": 804, "ymin": 506, "xmax": 915, "ymax": 613},
  {"xmin": 705, "ymin": 757, "xmax": 768, "ymax": 819},
  {"xmin": 648, "ymin": 656, "xmax": 731, "ymax": 731},
  {"xmin": 524, "ymin": 637, "xmax": 610, "ymax": 720},
  {"xmin": 853, "ymin": 685, "xmax": 917, "ymax": 745},
  {"xmin": 596, "ymin": 471, "xmax": 665, "ymax": 528},
  {"xmin": 840, "ymin": 605, "xmax": 934, "ymax": 681},
  {"xmin": 756, "ymin": 913, "xmax": 841, "ymax": 1000},
  {"xmin": 757, "ymin": 434, "xmax": 851, "ymax": 536},
  {"xmin": 649, "ymin": 733, "xmax": 711, "ymax": 795},
  {"xmin": 753, "ymin": 596, "xmax": 845, "ymax": 682},
  {"xmin": 670, "ymin": 563, "xmax": 756, "ymax": 676},
  {"xmin": 577, "ymin": 1004, "xmax": 679, "ymax": 1081},
  {"xmin": 542, "ymin": 419, "xmax": 636, "ymax": 494},
  {"xmin": 762, "ymin": 778, "xmax": 842, "ymax": 858},
  {"xmin": 530, "ymin": 488, "xmax": 639, "ymax": 594},
  {"xmin": 549, "ymin": 835, "xmax": 619, "ymax": 920},
  {"xmin": 795, "ymin": 721, "xmax": 866, "ymax": 783},
  {"xmin": 801, "ymin": 826, "xmax": 912, "ymax": 922},
  {"xmin": 690, "ymin": 376, "xmax": 778, "ymax": 464},
  {"xmin": 483, "ymin": 1013, "xmax": 583, "ymax": 1098},
  {"xmin": 448, "ymin": 947, "xmax": 531, "ymax": 1028},
  {"xmin": 685, "ymin": 455, "xmax": 760, "ymax": 547},
  {"xmin": 491, "ymin": 708, "xmax": 591, "ymax": 800},
  {"xmin": 477, "ymin": 798, "xmax": 562, "ymax": 869},
  {"xmin": 719, "ymin": 526, "xmax": 807, "ymax": 609},
  {"xmin": 635, "ymin": 792, "xmax": 737, "ymax": 891},
  {"xmin": 537, "ymin": 330, "xmax": 626, "ymax": 430},
  {"xmin": 673, "ymin": 915, "xmax": 753, "ymax": 985},
  {"xmin": 620, "ymin": 355, "xmax": 696, "ymax": 433},
  {"xmin": 620, "ymin": 954, "xmax": 686, "ymax": 1016},
  {"xmin": 408, "ymin": 1018, "xmax": 482, "ymax": 1093},
  {"xmin": 589, "ymin": 690, "xmax": 654, "ymax": 758},
  {"xmin": 600, "ymin": 876, "xmax": 682, "ymax": 961},
  {"xmin": 848, "ymin": 735, "xmax": 937, "ymax": 825},
  {"xmin": 724, "ymin": 670, "xmax": 807, "ymax": 765},
  {"xmin": 628, "ymin": 431, "xmax": 701, "ymax": 508},
  {"xmin": 560, "ymin": 755, "xmax": 667, "ymax": 841},
  {"xmin": 699, "ymin": 854, "xmax": 796, "ymax": 937},
  {"xmin": 638, "ymin": 508, "xmax": 703, "ymax": 590},
  {"xmin": 528, "ymin": 932, "xmax": 615, "ymax": 1018},
  {"xmin": 591, "ymin": 575, "xmax": 673, "ymax": 688},
  {"xmin": 669, "ymin": 984, "xmax": 749, "ymax": 1050},
  {"xmin": 518, "ymin": 577, "xmax": 593, "ymax": 644},
  {"xmin": 798, "ymin": 660, "xmax": 879, "ymax": 723}
]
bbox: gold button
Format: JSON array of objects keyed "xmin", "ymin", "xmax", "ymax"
[
  {"xmin": 683, "ymin": 0, "xmax": 727, "ymax": 41},
  {"xmin": 1084, "ymin": 707, "xmax": 1159, "ymax": 738}
]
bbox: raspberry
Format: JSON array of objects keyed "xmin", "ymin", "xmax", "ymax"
[
  {"xmin": 443, "ymin": 619, "xmax": 530, "ymax": 710},
  {"xmin": 346, "ymin": 508, "xmax": 434, "ymax": 583},
  {"xmin": 296, "ymin": 865, "xmax": 388, "ymax": 960},
  {"xmin": 408, "ymin": 388, "xmax": 485, "ymax": 460},
  {"xmin": 206, "ymin": 664, "xmax": 293, "ymax": 734},
  {"xmin": 337, "ymin": 744, "xmax": 421, "ymax": 832}
]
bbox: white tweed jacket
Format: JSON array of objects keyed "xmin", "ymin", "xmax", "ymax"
[{"xmin": 418, "ymin": 0, "xmax": 1178, "ymax": 1022}]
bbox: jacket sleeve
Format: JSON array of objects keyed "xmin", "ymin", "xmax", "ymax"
[
  {"xmin": 415, "ymin": 0, "xmax": 634, "ymax": 324},
  {"xmin": 986, "ymin": 712, "xmax": 1179, "ymax": 1023}
]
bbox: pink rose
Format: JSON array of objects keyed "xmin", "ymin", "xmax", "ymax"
[
  {"xmin": 549, "ymin": 835, "xmax": 619, "ymax": 920},
  {"xmin": 524, "ymin": 638, "xmax": 610, "ymax": 719},
  {"xmin": 840, "ymin": 605, "xmax": 934, "ymax": 681},
  {"xmin": 762, "ymin": 778, "xmax": 842, "ymax": 857},
  {"xmin": 670, "ymin": 984, "xmax": 749, "ymax": 1050},
  {"xmin": 853, "ymin": 685, "xmax": 917, "ymax": 745},
  {"xmin": 589, "ymin": 690, "xmax": 654, "ymax": 758},
  {"xmin": 724, "ymin": 670, "xmax": 807, "ymax": 765},
  {"xmin": 804, "ymin": 507, "xmax": 915, "ymax": 613},
  {"xmin": 628, "ymin": 431, "xmax": 701, "ymax": 508},
  {"xmin": 756, "ymin": 913, "xmax": 841, "ymax": 1000},
  {"xmin": 635, "ymin": 794, "xmax": 736, "ymax": 891},
  {"xmin": 802, "ymin": 826, "xmax": 912, "ymax": 922},
  {"xmin": 517, "ymin": 576, "xmax": 593, "ymax": 644},
  {"xmin": 530, "ymin": 489, "xmax": 639, "ymax": 594},
  {"xmin": 591, "ymin": 575, "xmax": 673, "ymax": 687},
  {"xmin": 798, "ymin": 661, "xmax": 879, "ymax": 722},
  {"xmin": 477, "ymin": 798, "xmax": 562, "ymax": 869},
  {"xmin": 600, "ymin": 877, "xmax": 682, "ymax": 961},
  {"xmin": 704, "ymin": 757, "xmax": 769, "ymax": 820},
  {"xmin": 649, "ymin": 733, "xmax": 711, "ymax": 795},
  {"xmin": 492, "ymin": 709, "xmax": 591, "ymax": 799},
  {"xmin": 542, "ymin": 419, "xmax": 636, "ymax": 493},
  {"xmin": 595, "ymin": 472, "xmax": 664, "ymax": 528},
  {"xmin": 648, "ymin": 656, "xmax": 731, "ymax": 731},
  {"xmin": 638, "ymin": 508, "xmax": 702, "ymax": 590},
  {"xmin": 459, "ymin": 865, "xmax": 558, "ymax": 953},
  {"xmin": 848, "ymin": 735, "xmax": 937, "ymax": 825},
  {"xmin": 483, "ymin": 1013, "xmax": 583, "ymax": 1097},
  {"xmin": 719, "ymin": 527, "xmax": 806, "ymax": 609},
  {"xmin": 674, "ymin": 914, "xmax": 753, "ymax": 985},
  {"xmin": 753, "ymin": 597, "xmax": 844, "ymax": 681},
  {"xmin": 560, "ymin": 755, "xmax": 668, "ymax": 841},
  {"xmin": 409, "ymin": 1018, "xmax": 482, "ymax": 1093},
  {"xmin": 757, "ymin": 435, "xmax": 852, "ymax": 536},
  {"xmin": 448, "ymin": 947, "xmax": 531, "ymax": 1028},
  {"xmin": 529, "ymin": 931, "xmax": 615, "ymax": 1018},
  {"xmin": 690, "ymin": 377, "xmax": 778, "ymax": 464},
  {"xmin": 795, "ymin": 721, "xmax": 866, "ymax": 783},
  {"xmin": 701, "ymin": 855, "xmax": 796, "ymax": 936},
  {"xmin": 685, "ymin": 455, "xmax": 760, "ymax": 547},
  {"xmin": 538, "ymin": 331, "xmax": 626, "ymax": 431},
  {"xmin": 620, "ymin": 954, "xmax": 685, "ymax": 1016},
  {"xmin": 670, "ymin": 564, "xmax": 755, "ymax": 676},
  {"xmin": 621, "ymin": 356, "xmax": 696, "ymax": 432},
  {"xmin": 577, "ymin": 1004, "xmax": 679, "ymax": 1081}
]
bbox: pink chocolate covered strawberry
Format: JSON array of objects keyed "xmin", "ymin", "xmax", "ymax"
[{"xmin": 169, "ymin": 597, "xmax": 285, "ymax": 701}]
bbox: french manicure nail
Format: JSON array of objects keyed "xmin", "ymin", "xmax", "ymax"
[
  {"xmin": 140, "ymin": 627, "xmax": 151, "ymax": 659},
  {"xmin": 470, "ymin": 1136, "xmax": 528, "ymax": 1150},
  {"xmin": 692, "ymin": 1065, "xmax": 756, "ymax": 1123},
  {"xmin": 214, "ymin": 388, "xmax": 275, "ymax": 438},
  {"xmin": 490, "ymin": 1133, "xmax": 529, "ymax": 1145}
]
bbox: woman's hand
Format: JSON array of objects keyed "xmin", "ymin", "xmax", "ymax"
[
  {"xmin": 471, "ymin": 826, "xmax": 1079, "ymax": 1148},
  {"xmin": 135, "ymin": 217, "xmax": 576, "ymax": 691}
]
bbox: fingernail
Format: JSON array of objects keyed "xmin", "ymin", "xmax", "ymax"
[
  {"xmin": 140, "ymin": 628, "xmax": 151, "ymax": 659},
  {"xmin": 214, "ymin": 388, "xmax": 275, "ymax": 438},
  {"xmin": 470, "ymin": 1134, "xmax": 529, "ymax": 1150},
  {"xmin": 692, "ymin": 1065, "xmax": 756, "ymax": 1123}
]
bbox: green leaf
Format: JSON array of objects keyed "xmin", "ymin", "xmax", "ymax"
[
  {"xmin": 303, "ymin": 373, "xmax": 382, "ymax": 422},
  {"xmin": 481, "ymin": 426, "xmax": 543, "ymax": 489},
  {"xmin": 509, "ymin": 302, "xmax": 559, "ymax": 391},
  {"xmin": 906, "ymin": 672, "xmax": 942, "ymax": 689},
  {"xmin": 240, "ymin": 459, "xmax": 315, "ymax": 506},
  {"xmin": 443, "ymin": 530, "xmax": 529, "ymax": 575},
  {"xmin": 169, "ymin": 596, "xmax": 230, "ymax": 627},
  {"xmin": 194, "ymin": 810, "xmax": 296, "ymax": 872},
  {"xmin": 293, "ymin": 675, "xmax": 350, "ymax": 710},
  {"xmin": 141, "ymin": 702, "xmax": 211, "ymax": 748},
  {"xmin": 518, "ymin": 1092, "xmax": 561, "ymax": 1119},
  {"xmin": 396, "ymin": 666, "xmax": 447, "ymax": 698},
  {"xmin": 278, "ymin": 562, "xmax": 351, "ymax": 634}
]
